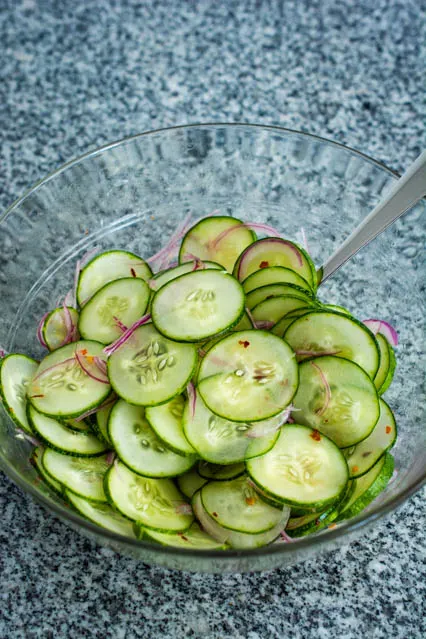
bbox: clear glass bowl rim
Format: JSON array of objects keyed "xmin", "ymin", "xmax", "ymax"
[{"xmin": 1, "ymin": 122, "xmax": 424, "ymax": 562}]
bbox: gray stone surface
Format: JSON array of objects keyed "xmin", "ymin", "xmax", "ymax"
[{"xmin": 0, "ymin": 0, "xmax": 425, "ymax": 637}]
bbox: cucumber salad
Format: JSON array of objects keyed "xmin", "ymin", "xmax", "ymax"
[{"xmin": 0, "ymin": 215, "xmax": 398, "ymax": 549}]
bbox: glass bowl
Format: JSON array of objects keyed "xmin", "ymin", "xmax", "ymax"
[{"xmin": 0, "ymin": 124, "xmax": 424, "ymax": 573}]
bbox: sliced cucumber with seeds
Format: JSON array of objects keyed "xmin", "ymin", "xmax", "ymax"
[
  {"xmin": 151, "ymin": 260, "xmax": 224, "ymax": 291},
  {"xmin": 182, "ymin": 392, "xmax": 279, "ymax": 464},
  {"xmin": 242, "ymin": 265, "xmax": 313, "ymax": 295},
  {"xmin": 108, "ymin": 324, "xmax": 197, "ymax": 406},
  {"xmin": 200, "ymin": 475, "xmax": 287, "ymax": 534},
  {"xmin": 179, "ymin": 216, "xmax": 256, "ymax": 272},
  {"xmin": 292, "ymin": 356, "xmax": 380, "ymax": 448},
  {"xmin": 77, "ymin": 250, "xmax": 152, "ymax": 307},
  {"xmin": 252, "ymin": 295, "xmax": 317, "ymax": 327},
  {"xmin": 345, "ymin": 399, "xmax": 397, "ymax": 478},
  {"xmin": 246, "ymin": 284, "xmax": 314, "ymax": 310},
  {"xmin": 105, "ymin": 460, "xmax": 193, "ymax": 532},
  {"xmin": 336, "ymin": 453, "xmax": 394, "ymax": 521},
  {"xmin": 43, "ymin": 448, "xmax": 110, "ymax": 502},
  {"xmin": 28, "ymin": 405, "xmax": 108, "ymax": 456},
  {"xmin": 145, "ymin": 395, "xmax": 196, "ymax": 456},
  {"xmin": 0, "ymin": 354, "xmax": 38, "ymax": 434},
  {"xmin": 284, "ymin": 311, "xmax": 380, "ymax": 379},
  {"xmin": 135, "ymin": 520, "xmax": 227, "ymax": 549},
  {"xmin": 27, "ymin": 341, "xmax": 111, "ymax": 419},
  {"xmin": 108, "ymin": 399, "xmax": 195, "ymax": 477},
  {"xmin": 78, "ymin": 277, "xmax": 150, "ymax": 344},
  {"xmin": 66, "ymin": 490, "xmax": 137, "ymax": 537},
  {"xmin": 247, "ymin": 424, "xmax": 349, "ymax": 509},
  {"xmin": 31, "ymin": 447, "xmax": 63, "ymax": 495},
  {"xmin": 177, "ymin": 466, "xmax": 208, "ymax": 498},
  {"xmin": 151, "ymin": 270, "xmax": 245, "ymax": 342},
  {"xmin": 43, "ymin": 307, "xmax": 79, "ymax": 351},
  {"xmin": 192, "ymin": 490, "xmax": 287, "ymax": 549},
  {"xmin": 198, "ymin": 461, "xmax": 245, "ymax": 481},
  {"xmin": 198, "ymin": 330, "xmax": 298, "ymax": 422},
  {"xmin": 235, "ymin": 238, "xmax": 316, "ymax": 290}
]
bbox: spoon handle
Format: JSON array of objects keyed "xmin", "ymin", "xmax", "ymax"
[{"xmin": 319, "ymin": 150, "xmax": 426, "ymax": 284}]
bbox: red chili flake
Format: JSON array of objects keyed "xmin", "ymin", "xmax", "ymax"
[
  {"xmin": 180, "ymin": 535, "xmax": 189, "ymax": 541},
  {"xmin": 81, "ymin": 349, "xmax": 88, "ymax": 356},
  {"xmin": 245, "ymin": 496, "xmax": 256, "ymax": 506},
  {"xmin": 362, "ymin": 451, "xmax": 372, "ymax": 458},
  {"xmin": 328, "ymin": 523, "xmax": 337, "ymax": 530},
  {"xmin": 385, "ymin": 425, "xmax": 392, "ymax": 434},
  {"xmin": 259, "ymin": 261, "xmax": 269, "ymax": 268},
  {"xmin": 238, "ymin": 340, "xmax": 250, "ymax": 348},
  {"xmin": 310, "ymin": 430, "xmax": 321, "ymax": 441},
  {"xmin": 315, "ymin": 518, "xmax": 321, "ymax": 526},
  {"xmin": 29, "ymin": 394, "xmax": 45, "ymax": 399},
  {"xmin": 212, "ymin": 512, "xmax": 218, "ymax": 517},
  {"xmin": 130, "ymin": 268, "xmax": 137, "ymax": 277},
  {"xmin": 352, "ymin": 465, "xmax": 359, "ymax": 473}
]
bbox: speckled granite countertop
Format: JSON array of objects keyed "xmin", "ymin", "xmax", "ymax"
[{"xmin": 0, "ymin": 1, "xmax": 425, "ymax": 637}]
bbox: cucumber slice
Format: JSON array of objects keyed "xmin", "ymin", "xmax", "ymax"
[
  {"xmin": 145, "ymin": 395, "xmax": 196, "ymax": 456},
  {"xmin": 78, "ymin": 278, "xmax": 150, "ymax": 344},
  {"xmin": 151, "ymin": 270, "xmax": 245, "ymax": 342},
  {"xmin": 197, "ymin": 461, "xmax": 245, "ymax": 481},
  {"xmin": 286, "ymin": 481, "xmax": 355, "ymax": 537},
  {"xmin": 242, "ymin": 265, "xmax": 313, "ymax": 295},
  {"xmin": 177, "ymin": 466, "xmax": 208, "ymax": 499},
  {"xmin": 377, "ymin": 337, "xmax": 396, "ymax": 395},
  {"xmin": 252, "ymin": 295, "xmax": 317, "ymax": 327},
  {"xmin": 108, "ymin": 399, "xmax": 195, "ymax": 477},
  {"xmin": 179, "ymin": 216, "xmax": 256, "ymax": 272},
  {"xmin": 94, "ymin": 400, "xmax": 115, "ymax": 444},
  {"xmin": 151, "ymin": 261, "xmax": 224, "ymax": 291},
  {"xmin": 107, "ymin": 324, "xmax": 197, "ymax": 406},
  {"xmin": 246, "ymin": 284, "xmax": 314, "ymax": 310},
  {"xmin": 43, "ymin": 448, "xmax": 110, "ymax": 502},
  {"xmin": 198, "ymin": 330, "xmax": 298, "ymax": 422},
  {"xmin": 284, "ymin": 311, "xmax": 380, "ymax": 379},
  {"xmin": 321, "ymin": 304, "xmax": 352, "ymax": 316},
  {"xmin": 105, "ymin": 460, "xmax": 193, "ymax": 531},
  {"xmin": 201, "ymin": 475, "xmax": 286, "ymax": 534},
  {"xmin": 247, "ymin": 424, "xmax": 349, "ymax": 509},
  {"xmin": 77, "ymin": 250, "xmax": 152, "ymax": 307},
  {"xmin": 27, "ymin": 341, "xmax": 111, "ymax": 419},
  {"xmin": 336, "ymin": 453, "xmax": 394, "ymax": 521},
  {"xmin": 182, "ymin": 392, "xmax": 279, "ymax": 464},
  {"xmin": 345, "ymin": 399, "xmax": 397, "ymax": 478},
  {"xmin": 0, "ymin": 354, "xmax": 38, "ymax": 434},
  {"xmin": 135, "ymin": 521, "xmax": 226, "ymax": 549},
  {"xmin": 65, "ymin": 490, "xmax": 137, "ymax": 537},
  {"xmin": 235, "ymin": 238, "xmax": 316, "ymax": 290},
  {"xmin": 62, "ymin": 417, "xmax": 92, "ymax": 433},
  {"xmin": 192, "ymin": 490, "xmax": 287, "ymax": 549},
  {"xmin": 271, "ymin": 308, "xmax": 314, "ymax": 337},
  {"xmin": 28, "ymin": 405, "xmax": 108, "ymax": 456},
  {"xmin": 31, "ymin": 447, "xmax": 63, "ymax": 495},
  {"xmin": 42, "ymin": 307, "xmax": 79, "ymax": 351},
  {"xmin": 292, "ymin": 356, "xmax": 380, "ymax": 448}
]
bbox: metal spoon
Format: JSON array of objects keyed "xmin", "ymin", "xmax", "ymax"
[{"xmin": 318, "ymin": 150, "xmax": 426, "ymax": 284}]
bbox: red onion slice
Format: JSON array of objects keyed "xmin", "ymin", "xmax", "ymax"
[
  {"xmin": 103, "ymin": 314, "xmax": 152, "ymax": 357},
  {"xmin": 36, "ymin": 312, "xmax": 50, "ymax": 348},
  {"xmin": 75, "ymin": 350, "xmax": 110, "ymax": 384},
  {"xmin": 363, "ymin": 319, "xmax": 398, "ymax": 346}
]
